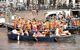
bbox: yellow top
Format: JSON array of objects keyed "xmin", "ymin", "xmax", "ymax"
[{"xmin": 26, "ymin": 23, "xmax": 31, "ymax": 30}]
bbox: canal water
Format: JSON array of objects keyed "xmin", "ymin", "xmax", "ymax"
[{"xmin": 0, "ymin": 27, "xmax": 80, "ymax": 50}]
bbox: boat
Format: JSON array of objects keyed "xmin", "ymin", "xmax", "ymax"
[
  {"xmin": 66, "ymin": 26, "xmax": 78, "ymax": 34},
  {"xmin": 8, "ymin": 32, "xmax": 75, "ymax": 42},
  {"xmin": 8, "ymin": 33, "xmax": 55, "ymax": 42},
  {"xmin": 8, "ymin": 33, "xmax": 35, "ymax": 41},
  {"xmin": 7, "ymin": 23, "xmax": 75, "ymax": 42},
  {"xmin": 54, "ymin": 35, "xmax": 75, "ymax": 42}
]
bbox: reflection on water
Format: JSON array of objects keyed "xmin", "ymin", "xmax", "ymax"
[
  {"xmin": 7, "ymin": 40, "xmax": 76, "ymax": 50},
  {"xmin": 0, "ymin": 28, "xmax": 80, "ymax": 50}
]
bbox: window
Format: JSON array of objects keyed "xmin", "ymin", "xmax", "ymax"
[
  {"xmin": 38, "ymin": 0, "xmax": 44, "ymax": 4},
  {"xmin": 0, "ymin": 0, "xmax": 6, "ymax": 2},
  {"xmin": 69, "ymin": 0, "xmax": 72, "ymax": 3},
  {"xmin": 9, "ymin": 0, "xmax": 13, "ymax": 2},
  {"xmin": 75, "ymin": 0, "xmax": 80, "ymax": 3}
]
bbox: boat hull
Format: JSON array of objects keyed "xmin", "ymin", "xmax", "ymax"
[{"xmin": 8, "ymin": 33, "xmax": 75, "ymax": 42}]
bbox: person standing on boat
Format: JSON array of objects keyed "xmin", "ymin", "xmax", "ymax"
[
  {"xmin": 21, "ymin": 18, "xmax": 26, "ymax": 30},
  {"xmin": 37, "ymin": 20, "xmax": 43, "ymax": 30},
  {"xmin": 12, "ymin": 16, "xmax": 18, "ymax": 29},
  {"xmin": 25, "ymin": 20, "xmax": 31, "ymax": 36},
  {"xmin": 62, "ymin": 20, "xmax": 71, "ymax": 36},
  {"xmin": 52, "ymin": 18, "xmax": 57, "ymax": 30},
  {"xmin": 45, "ymin": 20, "xmax": 50, "ymax": 29},
  {"xmin": 49, "ymin": 21, "xmax": 53, "ymax": 32},
  {"xmin": 49, "ymin": 18, "xmax": 57, "ymax": 34},
  {"xmin": 31, "ymin": 20, "xmax": 37, "ymax": 35},
  {"xmin": 42, "ymin": 20, "xmax": 50, "ymax": 36},
  {"xmin": 17, "ymin": 18, "xmax": 22, "ymax": 28},
  {"xmin": 55, "ymin": 24, "xmax": 63, "ymax": 36},
  {"xmin": 62, "ymin": 20, "xmax": 68, "ymax": 29},
  {"xmin": 16, "ymin": 18, "xmax": 24, "ymax": 36},
  {"xmin": 55, "ymin": 21, "xmax": 71, "ymax": 36}
]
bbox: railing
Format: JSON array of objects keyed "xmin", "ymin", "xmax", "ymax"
[
  {"xmin": 74, "ymin": 3, "xmax": 80, "ymax": 8},
  {"xmin": 13, "ymin": 4, "xmax": 80, "ymax": 11}
]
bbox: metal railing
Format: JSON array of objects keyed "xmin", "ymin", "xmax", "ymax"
[
  {"xmin": 8, "ymin": 4, "xmax": 80, "ymax": 11},
  {"xmin": 74, "ymin": 3, "xmax": 80, "ymax": 8}
]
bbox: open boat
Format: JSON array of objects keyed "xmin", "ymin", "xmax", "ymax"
[
  {"xmin": 8, "ymin": 32, "xmax": 55, "ymax": 42},
  {"xmin": 7, "ymin": 23, "xmax": 75, "ymax": 42},
  {"xmin": 8, "ymin": 32, "xmax": 75, "ymax": 42}
]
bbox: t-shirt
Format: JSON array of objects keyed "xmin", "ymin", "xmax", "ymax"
[{"xmin": 27, "ymin": 23, "xmax": 31, "ymax": 30}]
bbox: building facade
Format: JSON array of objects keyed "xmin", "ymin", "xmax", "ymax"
[
  {"xmin": 0, "ymin": 0, "xmax": 6, "ymax": 6},
  {"xmin": 0, "ymin": 0, "xmax": 80, "ymax": 9}
]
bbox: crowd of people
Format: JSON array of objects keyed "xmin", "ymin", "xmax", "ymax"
[{"xmin": 11, "ymin": 15, "xmax": 72, "ymax": 37}]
